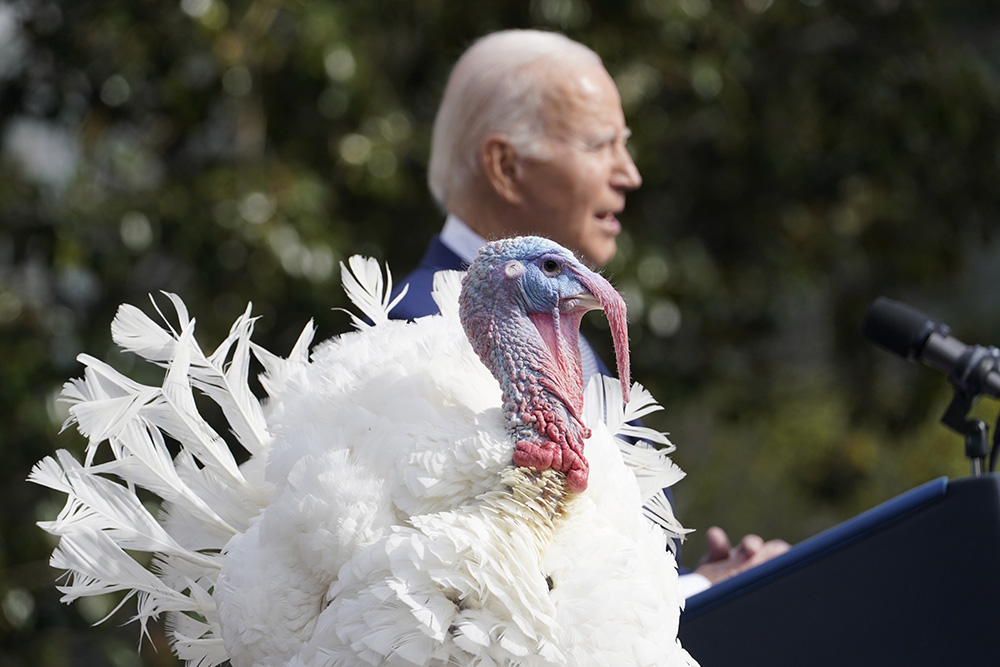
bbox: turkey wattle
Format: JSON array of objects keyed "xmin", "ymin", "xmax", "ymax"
[{"xmin": 30, "ymin": 236, "xmax": 696, "ymax": 666}]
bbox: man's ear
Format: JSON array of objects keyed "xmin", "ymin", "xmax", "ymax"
[{"xmin": 481, "ymin": 134, "xmax": 522, "ymax": 204}]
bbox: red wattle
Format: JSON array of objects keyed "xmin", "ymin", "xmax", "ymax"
[{"xmin": 514, "ymin": 440, "xmax": 589, "ymax": 492}]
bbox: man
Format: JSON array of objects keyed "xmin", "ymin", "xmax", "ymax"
[{"xmin": 390, "ymin": 29, "xmax": 788, "ymax": 597}]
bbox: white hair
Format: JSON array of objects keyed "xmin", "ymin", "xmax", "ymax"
[{"xmin": 427, "ymin": 29, "xmax": 603, "ymax": 211}]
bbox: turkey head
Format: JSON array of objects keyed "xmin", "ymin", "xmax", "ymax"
[{"xmin": 458, "ymin": 236, "xmax": 630, "ymax": 493}]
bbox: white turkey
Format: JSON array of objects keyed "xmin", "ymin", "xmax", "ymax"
[{"xmin": 30, "ymin": 235, "xmax": 697, "ymax": 666}]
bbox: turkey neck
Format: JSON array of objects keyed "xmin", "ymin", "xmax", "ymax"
[{"xmin": 487, "ymin": 304, "xmax": 593, "ymax": 495}]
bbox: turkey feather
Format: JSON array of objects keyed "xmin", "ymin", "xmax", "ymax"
[{"xmin": 338, "ymin": 255, "xmax": 408, "ymax": 329}]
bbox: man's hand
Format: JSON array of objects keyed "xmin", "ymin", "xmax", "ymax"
[{"xmin": 693, "ymin": 526, "xmax": 790, "ymax": 585}]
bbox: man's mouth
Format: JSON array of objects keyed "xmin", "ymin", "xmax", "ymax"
[{"xmin": 594, "ymin": 211, "xmax": 622, "ymax": 232}]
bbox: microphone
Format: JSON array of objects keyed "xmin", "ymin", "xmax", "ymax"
[{"xmin": 862, "ymin": 297, "xmax": 1000, "ymax": 399}]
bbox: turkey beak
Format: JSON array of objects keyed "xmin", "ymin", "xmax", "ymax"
[{"xmin": 567, "ymin": 267, "xmax": 631, "ymax": 403}]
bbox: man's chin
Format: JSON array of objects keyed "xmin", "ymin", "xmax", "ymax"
[{"xmin": 580, "ymin": 240, "xmax": 617, "ymax": 268}]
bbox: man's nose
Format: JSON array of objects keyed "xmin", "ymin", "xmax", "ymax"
[{"xmin": 614, "ymin": 145, "xmax": 642, "ymax": 191}]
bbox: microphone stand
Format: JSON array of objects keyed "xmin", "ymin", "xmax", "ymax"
[
  {"xmin": 938, "ymin": 344, "xmax": 1000, "ymax": 476},
  {"xmin": 940, "ymin": 391, "xmax": 989, "ymax": 476}
]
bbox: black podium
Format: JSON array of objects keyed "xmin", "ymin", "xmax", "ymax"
[{"xmin": 679, "ymin": 474, "xmax": 1000, "ymax": 666}]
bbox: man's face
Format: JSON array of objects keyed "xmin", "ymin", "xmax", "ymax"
[{"xmin": 512, "ymin": 62, "xmax": 642, "ymax": 268}]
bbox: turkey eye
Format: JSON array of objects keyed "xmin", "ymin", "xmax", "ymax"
[{"xmin": 542, "ymin": 259, "xmax": 560, "ymax": 274}]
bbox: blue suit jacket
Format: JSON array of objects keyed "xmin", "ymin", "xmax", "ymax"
[{"xmin": 389, "ymin": 235, "xmax": 467, "ymax": 321}]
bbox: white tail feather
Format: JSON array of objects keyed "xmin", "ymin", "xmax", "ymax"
[
  {"xmin": 49, "ymin": 528, "xmax": 224, "ymax": 654},
  {"xmin": 168, "ymin": 596, "xmax": 229, "ymax": 667},
  {"xmin": 338, "ymin": 255, "xmax": 408, "ymax": 329},
  {"xmin": 158, "ymin": 324, "xmax": 252, "ymax": 489},
  {"xmin": 113, "ymin": 298, "xmax": 272, "ymax": 457},
  {"xmin": 60, "ymin": 355, "xmax": 159, "ymax": 464},
  {"xmin": 584, "ymin": 375, "xmax": 691, "ymax": 541},
  {"xmin": 431, "ymin": 269, "xmax": 464, "ymax": 319},
  {"xmin": 110, "ymin": 301, "xmax": 181, "ymax": 363},
  {"xmin": 49, "ymin": 527, "xmax": 196, "ymax": 619},
  {"xmin": 32, "ymin": 294, "xmax": 312, "ymax": 667},
  {"xmin": 200, "ymin": 304, "xmax": 270, "ymax": 456},
  {"xmin": 252, "ymin": 319, "xmax": 315, "ymax": 400},
  {"xmin": 90, "ymin": 424, "xmax": 240, "ymax": 538},
  {"xmin": 30, "ymin": 451, "xmax": 223, "ymax": 569}
]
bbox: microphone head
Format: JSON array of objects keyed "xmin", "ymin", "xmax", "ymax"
[{"xmin": 862, "ymin": 297, "xmax": 947, "ymax": 360}]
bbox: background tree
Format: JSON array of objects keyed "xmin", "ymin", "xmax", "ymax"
[{"xmin": 1, "ymin": 0, "xmax": 998, "ymax": 664}]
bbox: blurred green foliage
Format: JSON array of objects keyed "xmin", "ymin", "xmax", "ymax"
[{"xmin": 2, "ymin": 0, "xmax": 999, "ymax": 664}]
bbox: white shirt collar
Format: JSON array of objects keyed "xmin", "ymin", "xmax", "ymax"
[{"xmin": 439, "ymin": 214, "xmax": 486, "ymax": 264}]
